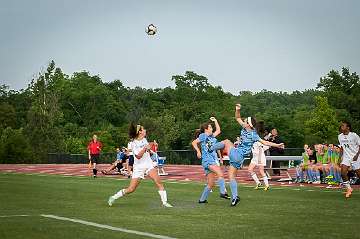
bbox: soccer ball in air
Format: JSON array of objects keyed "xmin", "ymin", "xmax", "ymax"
[{"xmin": 146, "ymin": 24, "xmax": 157, "ymax": 35}]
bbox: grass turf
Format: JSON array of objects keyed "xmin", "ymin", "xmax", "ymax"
[{"xmin": 0, "ymin": 172, "xmax": 359, "ymax": 239}]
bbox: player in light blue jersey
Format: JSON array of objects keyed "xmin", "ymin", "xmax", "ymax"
[
  {"xmin": 220, "ymin": 104, "xmax": 284, "ymax": 206},
  {"xmin": 192, "ymin": 117, "xmax": 230, "ymax": 203}
]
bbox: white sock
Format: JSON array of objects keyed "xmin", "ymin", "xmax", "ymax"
[
  {"xmin": 344, "ymin": 181, "xmax": 351, "ymax": 190},
  {"xmin": 113, "ymin": 189, "xmax": 125, "ymax": 199},
  {"xmin": 263, "ymin": 176, "xmax": 269, "ymax": 187},
  {"xmin": 158, "ymin": 190, "xmax": 167, "ymax": 204},
  {"xmin": 251, "ymin": 172, "xmax": 260, "ymax": 185}
]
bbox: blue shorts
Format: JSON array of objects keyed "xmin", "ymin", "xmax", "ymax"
[
  {"xmin": 202, "ymin": 159, "xmax": 217, "ymax": 175},
  {"xmin": 229, "ymin": 148, "xmax": 245, "ymax": 169}
]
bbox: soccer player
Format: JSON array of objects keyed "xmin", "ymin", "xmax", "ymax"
[
  {"xmin": 220, "ymin": 104, "xmax": 284, "ymax": 206},
  {"xmin": 192, "ymin": 117, "xmax": 230, "ymax": 203},
  {"xmin": 108, "ymin": 124, "xmax": 173, "ymax": 207},
  {"xmin": 338, "ymin": 121, "xmax": 360, "ymax": 198},
  {"xmin": 87, "ymin": 134, "xmax": 102, "ymax": 178},
  {"xmin": 295, "ymin": 144, "xmax": 309, "ymax": 183},
  {"xmin": 248, "ymin": 142, "xmax": 270, "ymax": 190}
]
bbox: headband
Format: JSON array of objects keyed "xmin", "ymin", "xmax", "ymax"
[
  {"xmin": 247, "ymin": 117, "xmax": 253, "ymax": 128},
  {"xmin": 136, "ymin": 125, "xmax": 141, "ymax": 134}
]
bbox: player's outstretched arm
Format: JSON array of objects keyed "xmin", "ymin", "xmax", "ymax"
[{"xmin": 259, "ymin": 139, "xmax": 285, "ymax": 149}]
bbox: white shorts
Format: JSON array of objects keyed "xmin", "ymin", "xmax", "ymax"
[
  {"xmin": 132, "ymin": 163, "xmax": 156, "ymax": 179},
  {"xmin": 250, "ymin": 153, "xmax": 266, "ymax": 166},
  {"xmin": 341, "ymin": 158, "xmax": 360, "ymax": 170}
]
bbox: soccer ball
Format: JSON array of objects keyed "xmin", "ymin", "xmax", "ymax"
[{"xmin": 146, "ymin": 24, "xmax": 157, "ymax": 35}]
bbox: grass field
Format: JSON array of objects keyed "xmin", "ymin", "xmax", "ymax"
[{"xmin": 0, "ymin": 172, "xmax": 359, "ymax": 239}]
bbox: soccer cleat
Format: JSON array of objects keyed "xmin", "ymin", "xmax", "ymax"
[
  {"xmin": 93, "ymin": 175, "xmax": 97, "ymax": 178},
  {"xmin": 162, "ymin": 202, "xmax": 173, "ymax": 208},
  {"xmin": 220, "ymin": 193, "xmax": 231, "ymax": 200},
  {"xmin": 198, "ymin": 200, "xmax": 208, "ymax": 204},
  {"xmin": 230, "ymin": 196, "xmax": 240, "ymax": 206},
  {"xmin": 108, "ymin": 196, "xmax": 115, "ymax": 206},
  {"xmin": 254, "ymin": 183, "xmax": 263, "ymax": 189},
  {"xmin": 345, "ymin": 188, "xmax": 353, "ymax": 198},
  {"xmin": 263, "ymin": 186, "xmax": 270, "ymax": 191},
  {"xmin": 313, "ymin": 181, "xmax": 321, "ymax": 184}
]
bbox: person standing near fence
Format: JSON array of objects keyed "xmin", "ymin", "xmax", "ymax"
[
  {"xmin": 192, "ymin": 117, "xmax": 231, "ymax": 204},
  {"xmin": 108, "ymin": 124, "xmax": 173, "ymax": 207},
  {"xmin": 268, "ymin": 128, "xmax": 284, "ymax": 176},
  {"xmin": 87, "ymin": 134, "xmax": 102, "ymax": 178},
  {"xmin": 338, "ymin": 121, "xmax": 360, "ymax": 198}
]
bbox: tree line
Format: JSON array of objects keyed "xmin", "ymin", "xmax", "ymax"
[{"xmin": 0, "ymin": 61, "xmax": 359, "ymax": 163}]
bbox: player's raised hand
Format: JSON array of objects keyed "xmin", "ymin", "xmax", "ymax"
[
  {"xmin": 235, "ymin": 103, "xmax": 241, "ymax": 110},
  {"xmin": 209, "ymin": 117, "xmax": 217, "ymax": 122}
]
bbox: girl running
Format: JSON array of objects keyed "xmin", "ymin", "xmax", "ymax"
[
  {"xmin": 192, "ymin": 117, "xmax": 230, "ymax": 203},
  {"xmin": 108, "ymin": 124, "xmax": 173, "ymax": 207}
]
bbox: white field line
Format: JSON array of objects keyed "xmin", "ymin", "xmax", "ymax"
[
  {"xmin": 0, "ymin": 215, "xmax": 30, "ymax": 218},
  {"xmin": 41, "ymin": 214, "xmax": 177, "ymax": 239}
]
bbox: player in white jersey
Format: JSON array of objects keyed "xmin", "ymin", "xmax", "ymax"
[
  {"xmin": 108, "ymin": 124, "xmax": 173, "ymax": 207},
  {"xmin": 338, "ymin": 121, "xmax": 360, "ymax": 198},
  {"xmin": 248, "ymin": 141, "xmax": 270, "ymax": 190}
]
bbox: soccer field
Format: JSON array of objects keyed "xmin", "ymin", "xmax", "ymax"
[{"xmin": 0, "ymin": 173, "xmax": 359, "ymax": 239}]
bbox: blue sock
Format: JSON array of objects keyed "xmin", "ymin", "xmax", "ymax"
[
  {"xmin": 296, "ymin": 168, "xmax": 300, "ymax": 179},
  {"xmin": 334, "ymin": 170, "xmax": 338, "ymax": 182},
  {"xmin": 337, "ymin": 171, "xmax": 342, "ymax": 182},
  {"xmin": 199, "ymin": 186, "xmax": 211, "ymax": 202},
  {"xmin": 229, "ymin": 179, "xmax": 238, "ymax": 200},
  {"xmin": 218, "ymin": 178, "xmax": 226, "ymax": 194},
  {"xmin": 315, "ymin": 170, "xmax": 320, "ymax": 181},
  {"xmin": 307, "ymin": 169, "xmax": 313, "ymax": 181},
  {"xmin": 329, "ymin": 167, "xmax": 334, "ymax": 177}
]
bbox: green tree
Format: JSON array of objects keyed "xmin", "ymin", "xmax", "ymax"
[{"xmin": 304, "ymin": 96, "xmax": 339, "ymax": 144}]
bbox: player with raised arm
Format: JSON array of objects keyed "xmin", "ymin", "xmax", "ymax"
[
  {"xmin": 108, "ymin": 124, "xmax": 173, "ymax": 207},
  {"xmin": 220, "ymin": 104, "xmax": 284, "ymax": 206},
  {"xmin": 192, "ymin": 117, "xmax": 230, "ymax": 203},
  {"xmin": 338, "ymin": 121, "xmax": 360, "ymax": 198}
]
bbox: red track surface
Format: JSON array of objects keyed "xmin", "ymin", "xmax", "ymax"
[{"xmin": 1, "ymin": 164, "xmax": 357, "ymax": 189}]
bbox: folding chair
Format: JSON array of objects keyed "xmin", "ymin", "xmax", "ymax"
[{"xmin": 157, "ymin": 156, "xmax": 168, "ymax": 176}]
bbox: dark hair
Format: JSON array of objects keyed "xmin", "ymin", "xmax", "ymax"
[
  {"xmin": 200, "ymin": 121, "xmax": 212, "ymax": 133},
  {"xmin": 342, "ymin": 121, "xmax": 352, "ymax": 131},
  {"xmin": 194, "ymin": 129, "xmax": 201, "ymax": 139},
  {"xmin": 249, "ymin": 117, "xmax": 257, "ymax": 129},
  {"xmin": 129, "ymin": 123, "xmax": 142, "ymax": 139}
]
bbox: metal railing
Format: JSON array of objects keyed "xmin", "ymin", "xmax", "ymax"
[{"xmin": 46, "ymin": 148, "xmax": 303, "ymax": 165}]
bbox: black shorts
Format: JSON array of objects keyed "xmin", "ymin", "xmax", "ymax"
[
  {"xmin": 115, "ymin": 161, "xmax": 123, "ymax": 171},
  {"xmin": 90, "ymin": 154, "xmax": 100, "ymax": 164},
  {"xmin": 128, "ymin": 155, "xmax": 134, "ymax": 166}
]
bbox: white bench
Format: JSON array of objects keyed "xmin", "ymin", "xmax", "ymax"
[{"xmin": 264, "ymin": 156, "xmax": 302, "ymax": 181}]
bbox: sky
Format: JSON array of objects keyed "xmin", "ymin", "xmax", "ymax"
[{"xmin": 1, "ymin": 0, "xmax": 359, "ymax": 94}]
